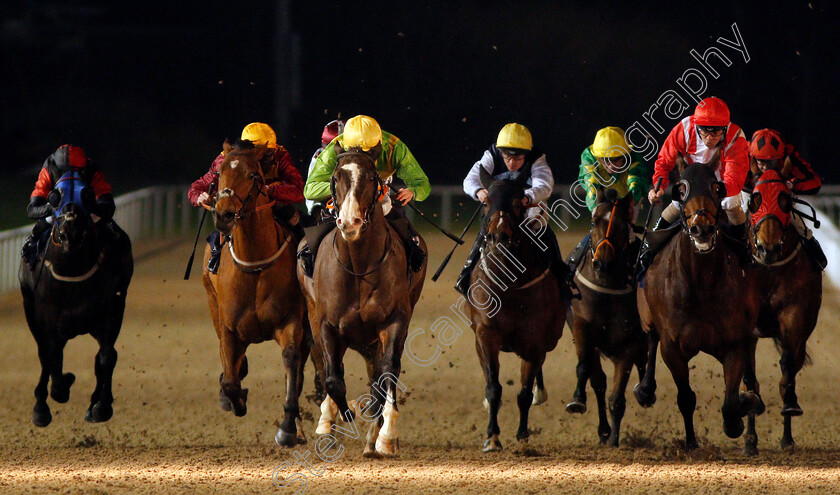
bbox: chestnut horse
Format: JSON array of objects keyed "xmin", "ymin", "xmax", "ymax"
[
  {"xmin": 566, "ymin": 188, "xmax": 651, "ymax": 446},
  {"xmin": 20, "ymin": 199, "xmax": 133, "ymax": 426},
  {"xmin": 202, "ymin": 140, "xmax": 307, "ymax": 447},
  {"xmin": 636, "ymin": 157, "xmax": 764, "ymax": 449},
  {"xmin": 298, "ymin": 150, "xmax": 426, "ymax": 457},
  {"xmin": 468, "ymin": 165, "xmax": 566, "ymax": 452},
  {"xmin": 741, "ymin": 169, "xmax": 822, "ymax": 454}
]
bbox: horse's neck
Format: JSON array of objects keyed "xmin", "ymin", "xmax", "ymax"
[
  {"xmin": 339, "ymin": 210, "xmax": 390, "ymax": 272},
  {"xmin": 483, "ymin": 232, "xmax": 545, "ymax": 282},
  {"xmin": 580, "ymin": 239, "xmax": 631, "ymax": 288},
  {"xmin": 230, "ymin": 204, "xmax": 282, "ymax": 260}
]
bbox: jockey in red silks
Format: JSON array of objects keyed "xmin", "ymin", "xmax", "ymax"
[
  {"xmin": 747, "ymin": 128, "xmax": 826, "ymax": 269},
  {"xmin": 188, "ymin": 122, "xmax": 305, "ymax": 274},
  {"xmin": 638, "ymin": 97, "xmax": 752, "ymax": 273},
  {"xmin": 22, "ymin": 144, "xmax": 117, "ymax": 270}
]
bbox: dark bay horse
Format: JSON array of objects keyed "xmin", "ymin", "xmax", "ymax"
[
  {"xmin": 468, "ymin": 165, "xmax": 566, "ymax": 452},
  {"xmin": 298, "ymin": 149, "xmax": 426, "ymax": 457},
  {"xmin": 566, "ymin": 188, "xmax": 651, "ymax": 446},
  {"xmin": 20, "ymin": 201, "xmax": 133, "ymax": 426},
  {"xmin": 741, "ymin": 169, "xmax": 822, "ymax": 454},
  {"xmin": 202, "ymin": 140, "xmax": 307, "ymax": 447},
  {"xmin": 636, "ymin": 158, "xmax": 764, "ymax": 449}
]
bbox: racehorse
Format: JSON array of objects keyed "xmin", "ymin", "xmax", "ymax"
[
  {"xmin": 20, "ymin": 187, "xmax": 133, "ymax": 427},
  {"xmin": 467, "ymin": 165, "xmax": 566, "ymax": 452},
  {"xmin": 741, "ymin": 169, "xmax": 822, "ymax": 454},
  {"xmin": 636, "ymin": 156, "xmax": 764, "ymax": 449},
  {"xmin": 298, "ymin": 147, "xmax": 427, "ymax": 457},
  {"xmin": 566, "ymin": 188, "xmax": 651, "ymax": 446},
  {"xmin": 202, "ymin": 140, "xmax": 307, "ymax": 447}
]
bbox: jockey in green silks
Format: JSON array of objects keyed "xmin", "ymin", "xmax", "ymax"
[{"xmin": 566, "ymin": 126, "xmax": 650, "ymax": 272}]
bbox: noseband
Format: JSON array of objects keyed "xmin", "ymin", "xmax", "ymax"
[
  {"xmin": 215, "ymin": 170, "xmax": 274, "ymax": 225},
  {"xmin": 591, "ymin": 201, "xmax": 619, "ymax": 262}
]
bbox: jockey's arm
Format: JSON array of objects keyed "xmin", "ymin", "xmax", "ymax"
[
  {"xmin": 626, "ymin": 153, "xmax": 651, "ymax": 204},
  {"xmin": 788, "ymin": 150, "xmax": 821, "ymax": 195},
  {"xmin": 188, "ymin": 154, "xmax": 224, "ymax": 207},
  {"xmin": 266, "ymin": 150, "xmax": 305, "ymax": 204},
  {"xmin": 720, "ymin": 132, "xmax": 749, "ymax": 198},
  {"xmin": 525, "ymin": 154, "xmax": 553, "ymax": 204},
  {"xmin": 651, "ymin": 122, "xmax": 686, "ymax": 194},
  {"xmin": 392, "ymin": 141, "xmax": 430, "ymax": 202},
  {"xmin": 303, "ymin": 142, "xmax": 337, "ymax": 201},
  {"xmin": 463, "ymin": 151, "xmax": 494, "ymax": 201}
]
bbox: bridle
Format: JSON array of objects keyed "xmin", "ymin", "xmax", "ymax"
[
  {"xmin": 330, "ymin": 151, "xmax": 386, "ymax": 230},
  {"xmin": 214, "ymin": 170, "xmax": 275, "ymax": 224},
  {"xmin": 590, "ymin": 200, "xmax": 620, "ymax": 265},
  {"xmin": 677, "ymin": 179, "xmax": 721, "ymax": 254}
]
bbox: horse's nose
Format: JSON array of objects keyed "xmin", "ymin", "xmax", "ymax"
[{"xmin": 592, "ymin": 259, "xmax": 604, "ymax": 272}]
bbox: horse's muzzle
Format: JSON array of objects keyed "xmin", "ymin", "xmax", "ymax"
[{"xmin": 755, "ymin": 242, "xmax": 781, "ymax": 264}]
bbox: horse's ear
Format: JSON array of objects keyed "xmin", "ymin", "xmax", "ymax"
[
  {"xmin": 514, "ymin": 163, "xmax": 532, "ymax": 190},
  {"xmin": 781, "ymin": 155, "xmax": 794, "ymax": 179},
  {"xmin": 594, "ymin": 186, "xmax": 606, "ymax": 204},
  {"xmin": 223, "ymin": 139, "xmax": 232, "ymax": 155},
  {"xmin": 748, "ymin": 192, "xmax": 762, "ymax": 213},
  {"xmin": 778, "ymin": 192, "xmax": 792, "ymax": 213},
  {"xmin": 713, "ymin": 181, "xmax": 727, "ymax": 202},
  {"xmin": 675, "ymin": 154, "xmax": 688, "ymax": 174},
  {"xmin": 749, "ymin": 155, "xmax": 760, "ymax": 177},
  {"xmin": 254, "ymin": 143, "xmax": 268, "ymax": 161},
  {"xmin": 674, "ymin": 180, "xmax": 689, "ymax": 203},
  {"xmin": 479, "ymin": 165, "xmax": 494, "ymax": 190},
  {"xmin": 604, "ymin": 187, "xmax": 618, "ymax": 203},
  {"xmin": 334, "ymin": 140, "xmax": 346, "ymax": 155}
]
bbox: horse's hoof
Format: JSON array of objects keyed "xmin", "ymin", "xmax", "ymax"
[
  {"xmin": 363, "ymin": 443, "xmax": 383, "ymax": 458},
  {"xmin": 781, "ymin": 404, "xmax": 803, "ymax": 417},
  {"xmin": 743, "ymin": 442, "xmax": 759, "ymax": 457},
  {"xmin": 232, "ymin": 402, "xmax": 247, "ymax": 417},
  {"xmin": 50, "ymin": 373, "xmax": 75, "ymax": 403},
  {"xmin": 781, "ymin": 437, "xmax": 796, "ymax": 451},
  {"xmin": 740, "ymin": 392, "xmax": 766, "ymax": 416},
  {"xmin": 32, "ymin": 406, "xmax": 52, "ymax": 428},
  {"xmin": 84, "ymin": 402, "xmax": 113, "ymax": 423},
  {"xmin": 482, "ymin": 435, "xmax": 503, "ymax": 453},
  {"xmin": 633, "ymin": 383, "xmax": 656, "ymax": 408},
  {"xmin": 686, "ymin": 440, "xmax": 699, "ymax": 451},
  {"xmin": 608, "ymin": 435, "xmax": 620, "ymax": 448},
  {"xmin": 218, "ymin": 391, "xmax": 233, "ymax": 412},
  {"xmin": 315, "ymin": 419, "xmax": 334, "ymax": 435},
  {"xmin": 275, "ymin": 429, "xmax": 298, "ymax": 448},
  {"xmin": 375, "ymin": 435, "xmax": 399, "ymax": 457},
  {"xmin": 565, "ymin": 400, "xmax": 587, "ymax": 414},
  {"xmin": 532, "ymin": 386, "xmax": 547, "ymax": 406},
  {"xmin": 723, "ymin": 418, "xmax": 745, "ymax": 439}
]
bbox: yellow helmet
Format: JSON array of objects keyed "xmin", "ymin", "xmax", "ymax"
[
  {"xmin": 240, "ymin": 122, "xmax": 278, "ymax": 149},
  {"xmin": 496, "ymin": 123, "xmax": 532, "ymax": 151},
  {"xmin": 591, "ymin": 126, "xmax": 630, "ymax": 158},
  {"xmin": 341, "ymin": 115, "xmax": 382, "ymax": 151}
]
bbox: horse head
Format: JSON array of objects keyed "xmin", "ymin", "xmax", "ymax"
[
  {"xmin": 52, "ymin": 202, "xmax": 92, "ymax": 253},
  {"xmin": 590, "ymin": 188, "xmax": 633, "ymax": 275},
  {"xmin": 213, "ymin": 139, "xmax": 269, "ymax": 237},
  {"xmin": 674, "ymin": 152, "xmax": 727, "ymax": 253},
  {"xmin": 331, "ymin": 141, "xmax": 384, "ymax": 242},
  {"xmin": 479, "ymin": 163, "xmax": 531, "ymax": 248},
  {"xmin": 748, "ymin": 169, "xmax": 793, "ymax": 264}
]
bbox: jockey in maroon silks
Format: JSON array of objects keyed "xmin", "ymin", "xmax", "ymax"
[
  {"xmin": 188, "ymin": 122, "xmax": 305, "ymax": 274},
  {"xmin": 747, "ymin": 128, "xmax": 825, "ymax": 269},
  {"xmin": 22, "ymin": 144, "xmax": 117, "ymax": 270}
]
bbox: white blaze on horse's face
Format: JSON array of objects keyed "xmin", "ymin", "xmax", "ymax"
[
  {"xmin": 336, "ymin": 161, "xmax": 364, "ymax": 241},
  {"xmin": 230, "ymin": 160, "xmax": 239, "ymax": 169}
]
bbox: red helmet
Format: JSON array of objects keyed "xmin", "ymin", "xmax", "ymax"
[
  {"xmin": 53, "ymin": 144, "xmax": 89, "ymax": 170},
  {"xmin": 749, "ymin": 129, "xmax": 786, "ymax": 160},
  {"xmin": 321, "ymin": 119, "xmax": 345, "ymax": 146},
  {"xmin": 693, "ymin": 97, "xmax": 730, "ymax": 127}
]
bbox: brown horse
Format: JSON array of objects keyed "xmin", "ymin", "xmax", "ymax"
[
  {"xmin": 636, "ymin": 157, "xmax": 764, "ymax": 449},
  {"xmin": 468, "ymin": 165, "xmax": 566, "ymax": 452},
  {"xmin": 741, "ymin": 169, "xmax": 822, "ymax": 454},
  {"xmin": 298, "ymin": 149, "xmax": 426, "ymax": 457},
  {"xmin": 566, "ymin": 188, "xmax": 651, "ymax": 446},
  {"xmin": 202, "ymin": 140, "xmax": 307, "ymax": 447}
]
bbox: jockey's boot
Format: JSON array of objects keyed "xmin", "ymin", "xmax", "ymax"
[
  {"xmin": 21, "ymin": 234, "xmax": 39, "ymax": 271},
  {"xmin": 727, "ymin": 222, "xmax": 755, "ymax": 269},
  {"xmin": 566, "ymin": 233, "xmax": 591, "ymax": 273},
  {"xmin": 407, "ymin": 237, "xmax": 426, "ymax": 272},
  {"xmin": 803, "ymin": 236, "xmax": 828, "ymax": 271},
  {"xmin": 298, "ymin": 220, "xmax": 337, "ymax": 278},
  {"xmin": 207, "ymin": 230, "xmax": 222, "ymax": 274},
  {"xmin": 634, "ymin": 216, "xmax": 673, "ymax": 282},
  {"xmin": 455, "ymin": 235, "xmax": 483, "ymax": 296}
]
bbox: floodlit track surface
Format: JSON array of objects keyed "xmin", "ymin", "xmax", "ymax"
[{"xmin": 2, "ymin": 233, "xmax": 839, "ymax": 494}]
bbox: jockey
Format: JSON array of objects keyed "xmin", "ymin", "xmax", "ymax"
[
  {"xmin": 747, "ymin": 128, "xmax": 826, "ymax": 269},
  {"xmin": 188, "ymin": 122, "xmax": 304, "ymax": 274},
  {"xmin": 638, "ymin": 97, "xmax": 752, "ymax": 273},
  {"xmin": 566, "ymin": 126, "xmax": 650, "ymax": 272},
  {"xmin": 298, "ymin": 114, "xmax": 430, "ymax": 276},
  {"xmin": 21, "ymin": 144, "xmax": 117, "ymax": 270},
  {"xmin": 305, "ymin": 119, "xmax": 345, "ymax": 217},
  {"xmin": 455, "ymin": 122, "xmax": 573, "ymax": 298}
]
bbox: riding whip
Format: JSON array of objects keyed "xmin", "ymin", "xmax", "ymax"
[
  {"xmin": 632, "ymin": 177, "xmax": 663, "ymax": 284},
  {"xmin": 390, "ymin": 186, "xmax": 464, "ymax": 245},
  {"xmin": 184, "ymin": 183, "xmax": 214, "ymax": 280},
  {"xmin": 432, "ymin": 201, "xmax": 484, "ymax": 282}
]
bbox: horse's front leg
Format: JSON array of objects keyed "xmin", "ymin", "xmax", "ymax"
[
  {"xmin": 779, "ymin": 329, "xmax": 809, "ymax": 450},
  {"xmin": 660, "ymin": 341, "xmax": 698, "ymax": 450},
  {"xmin": 374, "ymin": 317, "xmax": 408, "ymax": 457},
  {"xmin": 633, "ymin": 329, "xmax": 658, "ymax": 408},
  {"xmin": 32, "ymin": 337, "xmax": 54, "ymax": 427},
  {"xmin": 85, "ymin": 333, "xmax": 118, "ymax": 423},
  {"xmin": 321, "ymin": 322, "xmax": 352, "ymax": 425},
  {"xmin": 566, "ymin": 317, "xmax": 591, "ymax": 414},
  {"xmin": 219, "ymin": 328, "xmax": 249, "ymax": 417},
  {"xmin": 720, "ymin": 346, "xmax": 751, "ymax": 440},
  {"xmin": 48, "ymin": 338, "xmax": 74, "ymax": 404},
  {"xmin": 476, "ymin": 326, "xmax": 503, "ymax": 452},
  {"xmin": 743, "ymin": 338, "xmax": 763, "ymax": 456},
  {"xmin": 516, "ymin": 356, "xmax": 543, "ymax": 443},
  {"xmin": 274, "ymin": 320, "xmax": 305, "ymax": 448}
]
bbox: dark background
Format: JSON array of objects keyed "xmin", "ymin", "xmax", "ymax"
[{"xmin": 2, "ymin": 1, "xmax": 838, "ymax": 226}]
